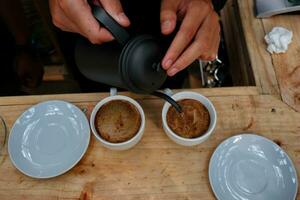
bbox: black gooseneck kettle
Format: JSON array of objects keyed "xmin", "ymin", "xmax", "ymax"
[
  {"xmin": 75, "ymin": 5, "xmax": 167, "ymax": 93},
  {"xmin": 75, "ymin": 5, "xmax": 181, "ymax": 112}
]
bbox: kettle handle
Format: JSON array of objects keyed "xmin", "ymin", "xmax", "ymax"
[{"xmin": 92, "ymin": 5, "xmax": 130, "ymax": 46}]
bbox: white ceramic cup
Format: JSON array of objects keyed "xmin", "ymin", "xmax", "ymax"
[
  {"xmin": 90, "ymin": 88, "xmax": 145, "ymax": 150},
  {"xmin": 162, "ymin": 90, "xmax": 217, "ymax": 146}
]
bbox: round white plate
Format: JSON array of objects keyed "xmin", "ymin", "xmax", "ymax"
[
  {"xmin": 8, "ymin": 100, "xmax": 90, "ymax": 178},
  {"xmin": 209, "ymin": 134, "xmax": 298, "ymax": 200}
]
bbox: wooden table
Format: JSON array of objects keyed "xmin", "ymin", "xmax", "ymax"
[
  {"xmin": 1, "ymin": 0, "xmax": 300, "ymax": 199},
  {"xmin": 222, "ymin": 0, "xmax": 300, "ymax": 112},
  {"xmin": 0, "ymin": 87, "xmax": 299, "ymax": 200}
]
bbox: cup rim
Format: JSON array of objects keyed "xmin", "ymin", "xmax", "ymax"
[
  {"xmin": 162, "ymin": 91, "xmax": 217, "ymax": 142},
  {"xmin": 90, "ymin": 95, "xmax": 145, "ymax": 147}
]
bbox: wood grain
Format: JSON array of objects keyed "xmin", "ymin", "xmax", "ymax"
[
  {"xmin": 261, "ymin": 14, "xmax": 300, "ymax": 112},
  {"xmin": 43, "ymin": 65, "xmax": 67, "ymax": 82},
  {"xmin": 237, "ymin": 0, "xmax": 281, "ymax": 96},
  {"xmin": 0, "ymin": 90, "xmax": 299, "ymax": 199},
  {"xmin": 0, "ymin": 87, "xmax": 258, "ymax": 106},
  {"xmin": 237, "ymin": 0, "xmax": 300, "ymax": 111},
  {"xmin": 221, "ymin": 0, "xmax": 255, "ymax": 86}
]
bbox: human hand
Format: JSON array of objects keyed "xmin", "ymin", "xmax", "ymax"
[
  {"xmin": 49, "ymin": 0, "xmax": 130, "ymax": 44},
  {"xmin": 160, "ymin": 0, "xmax": 220, "ymax": 76}
]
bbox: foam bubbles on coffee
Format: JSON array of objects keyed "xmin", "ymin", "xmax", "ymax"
[
  {"xmin": 94, "ymin": 100, "xmax": 141, "ymax": 143},
  {"xmin": 166, "ymin": 99, "xmax": 210, "ymax": 139}
]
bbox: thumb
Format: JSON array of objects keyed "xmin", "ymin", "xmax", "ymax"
[
  {"xmin": 99, "ymin": 0, "xmax": 130, "ymax": 27},
  {"xmin": 160, "ymin": 0, "xmax": 178, "ymax": 35}
]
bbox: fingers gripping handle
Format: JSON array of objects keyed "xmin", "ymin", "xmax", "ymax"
[{"xmin": 92, "ymin": 5, "xmax": 130, "ymax": 46}]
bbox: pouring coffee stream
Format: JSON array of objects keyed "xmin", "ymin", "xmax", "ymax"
[
  {"xmin": 152, "ymin": 91, "xmax": 182, "ymax": 113},
  {"xmin": 75, "ymin": 5, "xmax": 182, "ymax": 113}
]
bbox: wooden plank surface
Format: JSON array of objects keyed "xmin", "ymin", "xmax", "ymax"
[
  {"xmin": 236, "ymin": 0, "xmax": 281, "ymax": 96},
  {"xmin": 0, "ymin": 90, "xmax": 299, "ymax": 199},
  {"xmin": 43, "ymin": 65, "xmax": 67, "ymax": 82},
  {"xmin": 0, "ymin": 87, "xmax": 258, "ymax": 106},
  {"xmin": 221, "ymin": 0, "xmax": 255, "ymax": 86},
  {"xmin": 261, "ymin": 15, "xmax": 300, "ymax": 112},
  {"xmin": 237, "ymin": 0, "xmax": 300, "ymax": 111}
]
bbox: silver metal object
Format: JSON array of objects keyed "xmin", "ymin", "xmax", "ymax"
[
  {"xmin": 199, "ymin": 56, "xmax": 224, "ymax": 88},
  {"xmin": 199, "ymin": 60, "xmax": 206, "ymax": 86},
  {"xmin": 256, "ymin": 0, "xmax": 300, "ymax": 18}
]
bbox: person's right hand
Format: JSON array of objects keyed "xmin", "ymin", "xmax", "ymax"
[{"xmin": 49, "ymin": 0, "xmax": 130, "ymax": 44}]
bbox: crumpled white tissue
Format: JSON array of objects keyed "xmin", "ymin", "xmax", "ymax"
[{"xmin": 264, "ymin": 27, "xmax": 293, "ymax": 54}]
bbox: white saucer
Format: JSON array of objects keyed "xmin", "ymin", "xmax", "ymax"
[
  {"xmin": 209, "ymin": 134, "xmax": 298, "ymax": 200},
  {"xmin": 8, "ymin": 100, "xmax": 90, "ymax": 178}
]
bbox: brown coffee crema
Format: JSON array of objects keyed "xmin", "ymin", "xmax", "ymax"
[
  {"xmin": 95, "ymin": 100, "xmax": 141, "ymax": 143},
  {"xmin": 166, "ymin": 99, "xmax": 210, "ymax": 139}
]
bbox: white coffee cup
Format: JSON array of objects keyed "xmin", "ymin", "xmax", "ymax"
[
  {"xmin": 162, "ymin": 90, "xmax": 217, "ymax": 146},
  {"xmin": 90, "ymin": 88, "xmax": 145, "ymax": 150}
]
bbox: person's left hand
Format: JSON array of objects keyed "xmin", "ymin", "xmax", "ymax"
[{"xmin": 160, "ymin": 0, "xmax": 220, "ymax": 76}]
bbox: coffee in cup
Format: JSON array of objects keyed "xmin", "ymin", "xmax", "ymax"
[
  {"xmin": 166, "ymin": 99, "xmax": 210, "ymax": 139},
  {"xmin": 90, "ymin": 88, "xmax": 145, "ymax": 150},
  {"xmin": 162, "ymin": 91, "xmax": 217, "ymax": 146},
  {"xmin": 94, "ymin": 100, "xmax": 141, "ymax": 143}
]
